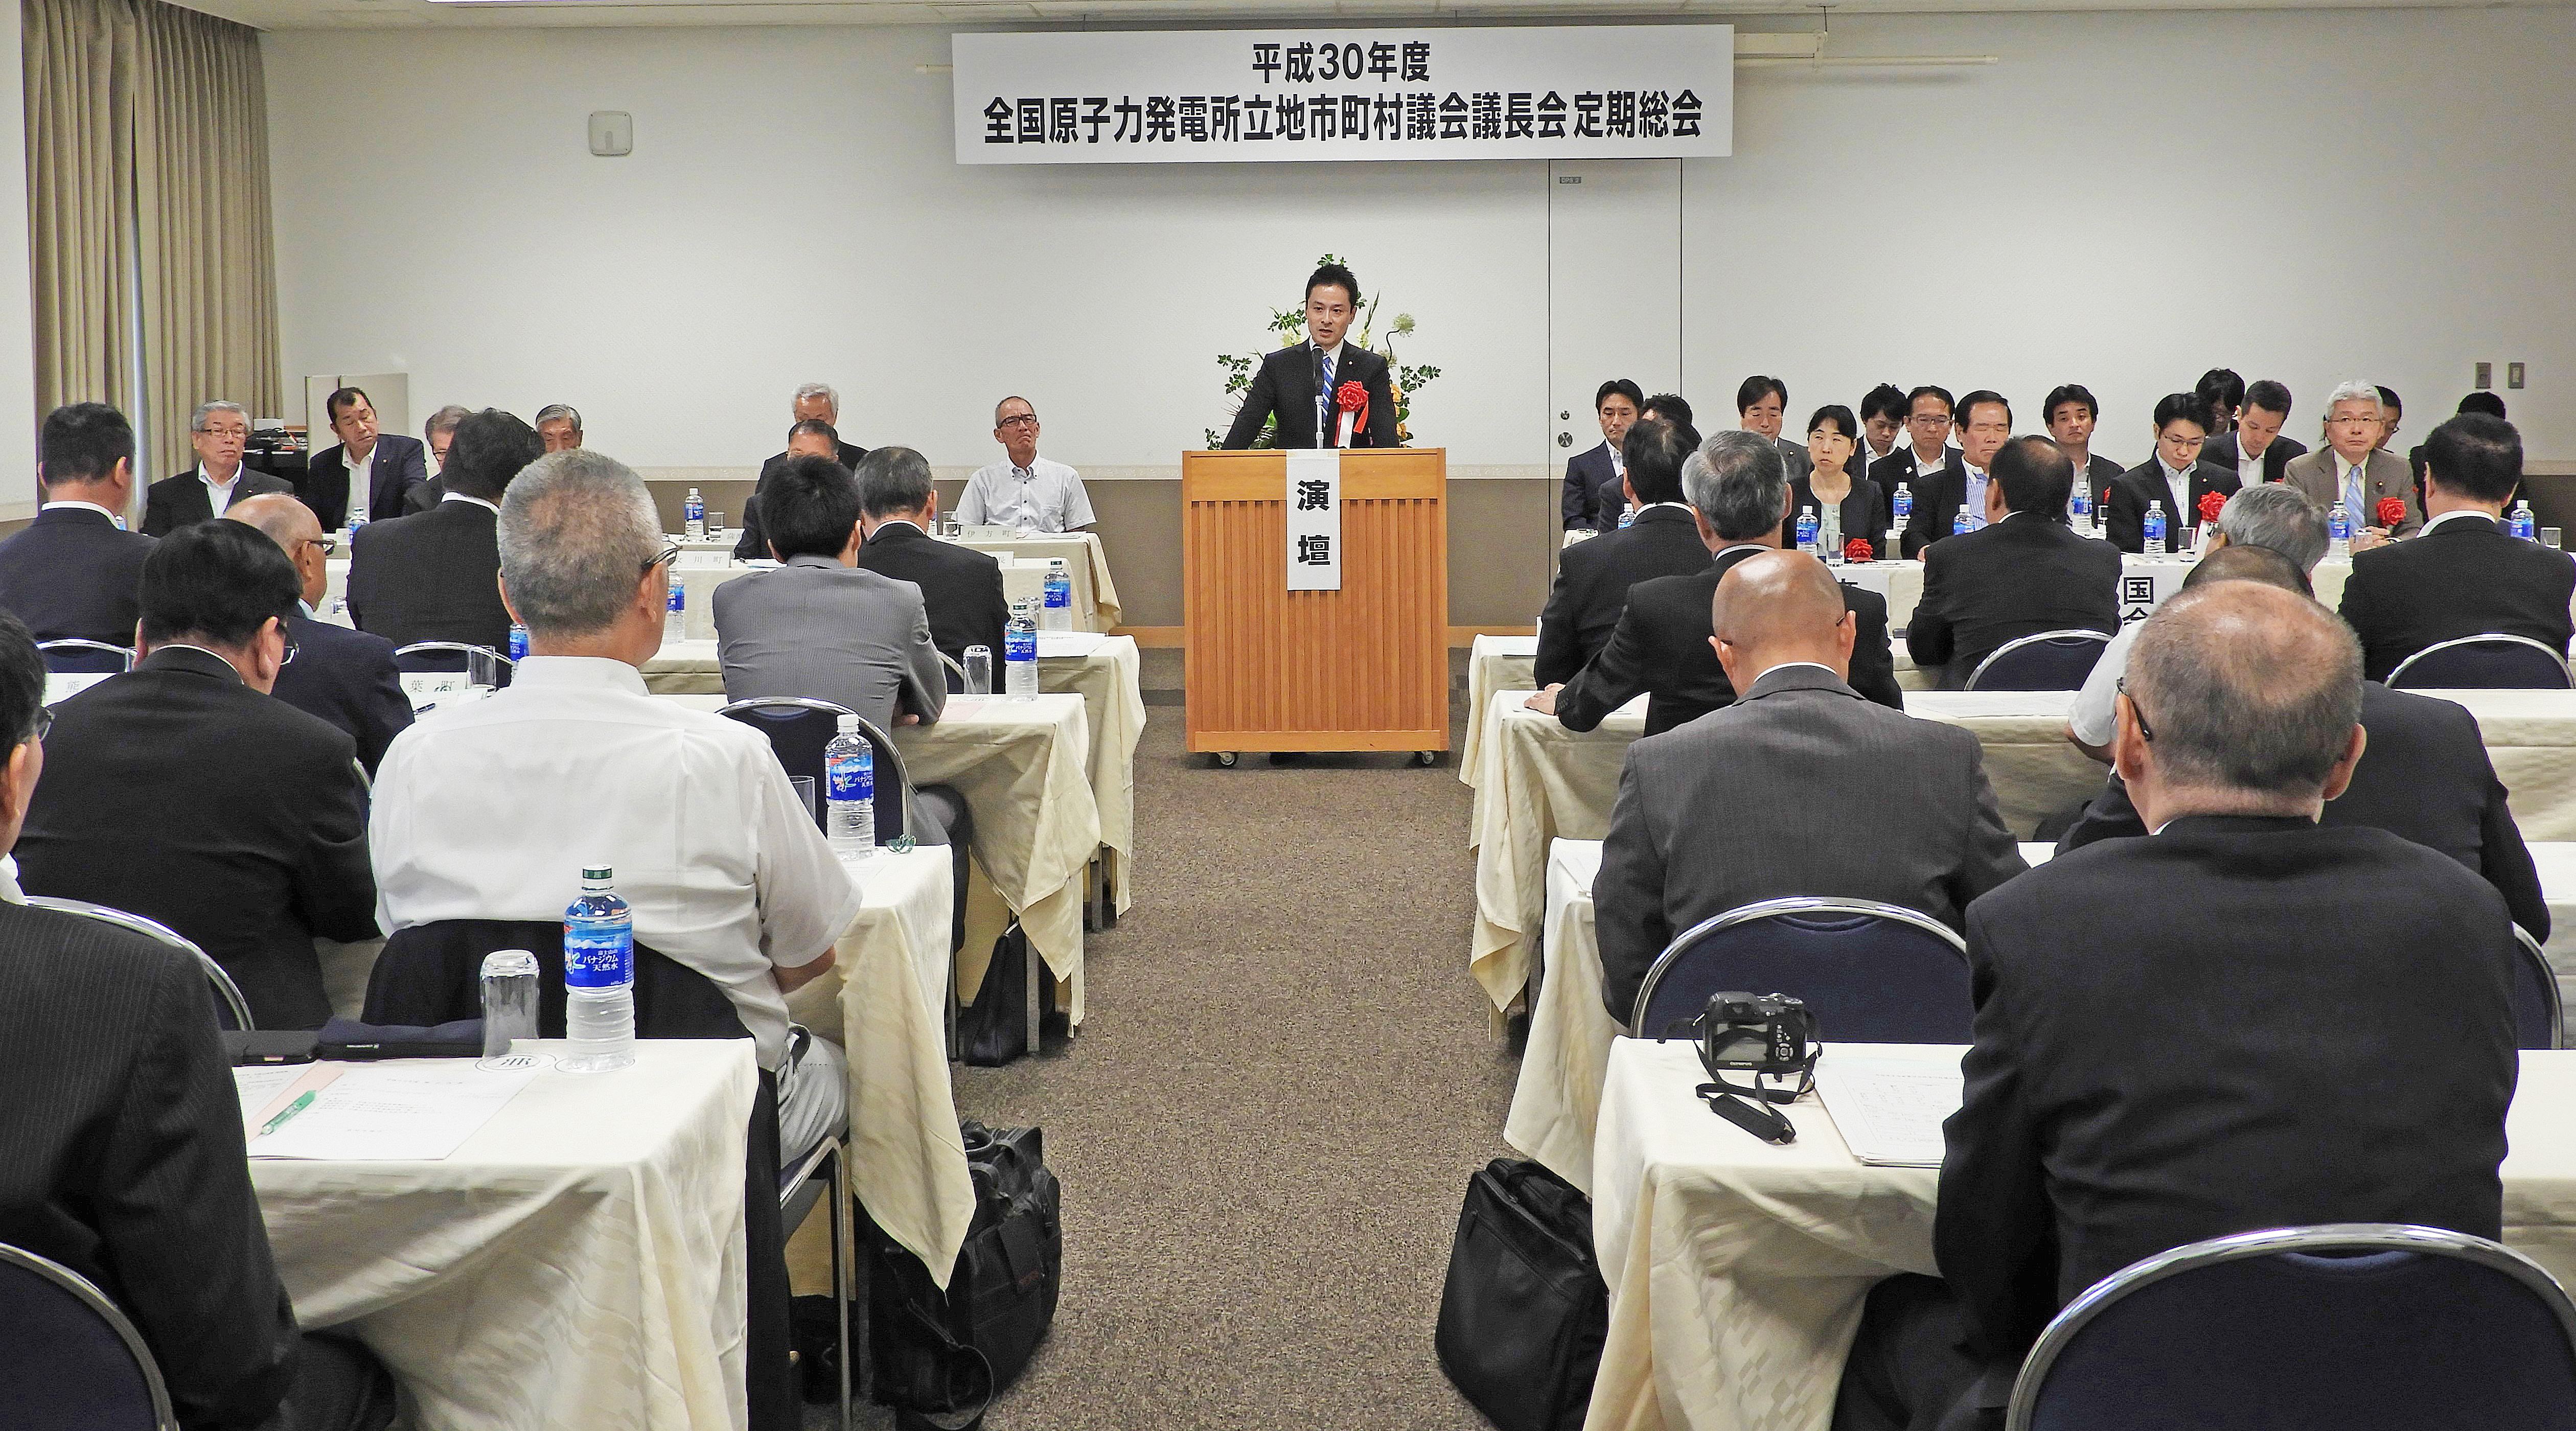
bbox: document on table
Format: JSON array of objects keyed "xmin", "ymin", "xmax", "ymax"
[
  {"xmin": 247, "ymin": 1060, "xmax": 542, "ymax": 1161},
  {"xmin": 1037, "ymin": 631, "xmax": 1107, "ymax": 659},
  {"xmin": 234, "ymin": 1063, "xmax": 342, "ymax": 1135},
  {"xmin": 1815, "ymin": 1054, "xmax": 1966, "ymax": 1167}
]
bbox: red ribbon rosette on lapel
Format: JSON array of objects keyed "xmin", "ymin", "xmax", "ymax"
[
  {"xmin": 1334, "ymin": 380, "xmax": 1369, "ymax": 448},
  {"xmin": 2197, "ymin": 490, "xmax": 2228, "ymax": 526},
  {"xmin": 1844, "ymin": 537, "xmax": 1873, "ymax": 564},
  {"xmin": 2376, "ymin": 497, "xmax": 2407, "ymax": 529}
]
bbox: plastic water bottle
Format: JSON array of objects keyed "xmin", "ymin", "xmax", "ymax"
[
  {"xmin": 683, "ymin": 487, "xmax": 705, "ymax": 541},
  {"xmin": 507, "ymin": 623, "xmax": 529, "ymax": 661},
  {"xmin": 1004, "ymin": 599, "xmax": 1039, "ymax": 699},
  {"xmin": 1616, "ymin": 505, "xmax": 1635, "ymax": 529},
  {"xmin": 1951, "ymin": 507, "xmax": 1972, "ymax": 538},
  {"xmin": 2144, "ymin": 500, "xmax": 2168, "ymax": 556},
  {"xmin": 2513, "ymin": 500, "xmax": 2537, "ymax": 541},
  {"xmin": 2329, "ymin": 503, "xmax": 2352, "ymax": 558},
  {"xmin": 664, "ymin": 583, "xmax": 685, "ymax": 643},
  {"xmin": 1893, "ymin": 482, "xmax": 1913, "ymax": 525},
  {"xmin": 1820, "ymin": 506, "xmax": 1844, "ymax": 566},
  {"xmin": 2069, "ymin": 483, "xmax": 2092, "ymax": 528},
  {"xmin": 1795, "ymin": 505, "xmax": 1819, "ymax": 555},
  {"xmin": 1041, "ymin": 559, "xmax": 1073, "ymax": 632},
  {"xmin": 560, "ymin": 866, "xmax": 635, "ymax": 1074},
  {"xmin": 824, "ymin": 714, "xmax": 875, "ymax": 859},
  {"xmin": 346, "ymin": 505, "xmax": 369, "ymax": 544}
]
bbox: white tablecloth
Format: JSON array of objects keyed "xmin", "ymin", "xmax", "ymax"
[
  {"xmin": 1834, "ymin": 553, "xmax": 2369, "ymax": 636},
  {"xmin": 255, "ymin": 1040, "xmax": 757, "ymax": 1431},
  {"xmin": 1462, "ymin": 634, "xmax": 1540, "ymax": 792},
  {"xmin": 953, "ymin": 532, "xmax": 1122, "ymax": 633},
  {"xmin": 1585, "ymin": 1041, "xmax": 2576, "ymax": 1431}
]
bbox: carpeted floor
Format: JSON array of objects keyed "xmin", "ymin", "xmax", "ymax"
[{"xmin": 817, "ymin": 702, "xmax": 1519, "ymax": 1428}]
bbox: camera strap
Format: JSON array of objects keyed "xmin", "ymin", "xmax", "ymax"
[{"xmin": 1698, "ymin": 1082, "xmax": 1797, "ymax": 1144}]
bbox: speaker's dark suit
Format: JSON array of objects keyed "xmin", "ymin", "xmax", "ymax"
[
  {"xmin": 0, "ymin": 897, "xmax": 302, "ymax": 1427},
  {"xmin": 2057, "ymin": 681, "xmax": 2549, "ymax": 939},
  {"xmin": 731, "ymin": 439, "xmax": 869, "ymax": 561},
  {"xmin": 1533, "ymin": 506, "xmax": 1710, "ymax": 687},
  {"xmin": 1931, "ymin": 817, "xmax": 2514, "ymax": 1378},
  {"xmin": 298, "ymin": 434, "xmax": 427, "ymax": 530},
  {"xmin": 16, "ymin": 647, "xmax": 380, "ymax": 1029},
  {"xmin": 1220, "ymin": 341, "xmax": 1399, "ymax": 450},
  {"xmin": 1555, "ymin": 544, "xmax": 1904, "ymax": 737},
  {"xmin": 344, "ymin": 497, "xmax": 513, "ymax": 655},
  {"xmin": 1592, "ymin": 663, "xmax": 2025, "ymax": 1024},
  {"xmin": 853, "ymin": 521, "xmax": 1010, "ymax": 667},
  {"xmin": 2105, "ymin": 458, "xmax": 2241, "ymax": 553},
  {"xmin": 2203, "ymin": 429, "xmax": 2308, "ymax": 486},
  {"xmin": 1871, "ymin": 447, "xmax": 1967, "ymax": 559},
  {"xmin": 1560, "ymin": 442, "xmax": 1624, "ymax": 533},
  {"xmin": 140, "ymin": 469, "xmax": 293, "ymax": 537},
  {"xmin": 1906, "ymin": 514, "xmax": 2120, "ymax": 688},
  {"xmin": 2339, "ymin": 512, "xmax": 2576, "ymax": 682},
  {"xmin": 274, "ymin": 611, "xmax": 415, "ymax": 776},
  {"xmin": 0, "ymin": 505, "xmax": 156, "ymax": 648}
]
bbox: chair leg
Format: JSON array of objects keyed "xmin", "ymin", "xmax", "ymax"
[{"xmin": 830, "ymin": 1141, "xmax": 852, "ymax": 1431}]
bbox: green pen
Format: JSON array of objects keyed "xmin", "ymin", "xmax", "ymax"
[{"xmin": 258, "ymin": 1090, "xmax": 319, "ymax": 1140}]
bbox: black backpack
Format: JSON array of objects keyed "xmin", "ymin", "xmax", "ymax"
[
  {"xmin": 864, "ymin": 1121, "xmax": 1063, "ymax": 1429},
  {"xmin": 1434, "ymin": 1158, "xmax": 1608, "ymax": 1431}
]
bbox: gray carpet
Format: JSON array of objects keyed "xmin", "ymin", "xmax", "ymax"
[{"xmin": 817, "ymin": 703, "xmax": 1519, "ymax": 1428}]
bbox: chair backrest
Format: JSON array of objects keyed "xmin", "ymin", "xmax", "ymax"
[
  {"xmin": 22, "ymin": 896, "xmax": 253, "ymax": 1032},
  {"xmin": 2388, "ymin": 634, "xmax": 2574, "ymax": 690},
  {"xmin": 1966, "ymin": 630, "xmax": 2114, "ymax": 691},
  {"xmin": 362, "ymin": 917, "xmax": 749, "ymax": 1041},
  {"xmin": 35, "ymin": 639, "xmax": 132, "ymax": 675},
  {"xmin": 0, "ymin": 1242, "xmax": 176, "ymax": 1430},
  {"xmin": 718, "ymin": 696, "xmax": 914, "ymax": 842},
  {"xmin": 2008, "ymin": 1224, "xmax": 2576, "ymax": 1431},
  {"xmin": 2515, "ymin": 925, "xmax": 2563, "ymax": 1051},
  {"xmin": 938, "ymin": 651, "xmax": 970, "ymax": 695},
  {"xmin": 1631, "ymin": 896, "xmax": 1972, "ymax": 1041}
]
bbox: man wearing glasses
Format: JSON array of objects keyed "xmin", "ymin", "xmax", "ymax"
[
  {"xmin": 228, "ymin": 495, "xmax": 412, "ymax": 775},
  {"xmin": 142, "ymin": 400, "xmax": 293, "ymax": 536},
  {"xmin": 2284, "ymin": 380, "xmax": 2420, "ymax": 545},
  {"xmin": 347, "ymin": 409, "xmax": 543, "ymax": 654},
  {"xmin": 958, "ymin": 396, "xmax": 1096, "ymax": 534},
  {"xmin": 1869, "ymin": 385, "xmax": 1966, "ymax": 559}
]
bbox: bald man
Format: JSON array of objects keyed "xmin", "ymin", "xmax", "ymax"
[
  {"xmin": 1591, "ymin": 550, "xmax": 2025, "ymax": 1026},
  {"xmin": 228, "ymin": 495, "xmax": 412, "ymax": 773}
]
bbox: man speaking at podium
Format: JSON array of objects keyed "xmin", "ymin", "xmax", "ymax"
[{"xmin": 1222, "ymin": 262, "xmax": 1400, "ymax": 450}]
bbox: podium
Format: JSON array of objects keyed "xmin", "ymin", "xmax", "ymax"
[{"xmin": 1181, "ymin": 448, "xmax": 1449, "ymax": 763}]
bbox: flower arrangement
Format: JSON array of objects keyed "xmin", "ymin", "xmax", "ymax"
[
  {"xmin": 1205, "ymin": 252, "xmax": 1442, "ymax": 448},
  {"xmin": 2376, "ymin": 497, "xmax": 2407, "ymax": 529},
  {"xmin": 1844, "ymin": 537, "xmax": 1874, "ymax": 563},
  {"xmin": 2198, "ymin": 491, "xmax": 2228, "ymax": 526}
]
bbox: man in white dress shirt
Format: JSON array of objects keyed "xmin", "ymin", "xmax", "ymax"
[
  {"xmin": 369, "ymin": 448, "xmax": 862, "ymax": 1161},
  {"xmin": 958, "ymin": 396, "xmax": 1096, "ymax": 533}
]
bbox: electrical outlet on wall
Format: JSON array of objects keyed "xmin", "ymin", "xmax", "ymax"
[
  {"xmin": 2476, "ymin": 361, "xmax": 2493, "ymax": 389},
  {"xmin": 588, "ymin": 112, "xmax": 633, "ymax": 157},
  {"xmin": 2510, "ymin": 362, "xmax": 2527, "ymax": 390}
]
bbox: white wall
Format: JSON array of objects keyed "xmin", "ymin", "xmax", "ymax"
[
  {"xmin": 1, "ymin": 0, "xmax": 41, "ymax": 517},
  {"xmin": 264, "ymin": 7, "xmax": 2576, "ymax": 475}
]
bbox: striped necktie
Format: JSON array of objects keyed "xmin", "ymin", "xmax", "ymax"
[{"xmin": 1318, "ymin": 349, "xmax": 1336, "ymax": 447}]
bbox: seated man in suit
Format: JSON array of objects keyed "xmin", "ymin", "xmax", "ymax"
[
  {"xmin": 1220, "ymin": 260, "xmax": 1398, "ymax": 450},
  {"xmin": 16, "ymin": 521, "xmax": 378, "ymax": 1029},
  {"xmin": 1907, "ymin": 435, "xmax": 2121, "ymax": 688},
  {"xmin": 300, "ymin": 385, "xmax": 427, "ymax": 530},
  {"xmin": 1561, "ymin": 378, "xmax": 1643, "ymax": 539},
  {"xmin": 2284, "ymin": 380, "xmax": 2420, "ymax": 544},
  {"xmin": 1872, "ymin": 385, "xmax": 1964, "ymax": 559},
  {"xmin": 1533, "ymin": 417, "xmax": 1709, "ymax": 686},
  {"xmin": 2195, "ymin": 365, "xmax": 2243, "ymax": 437},
  {"xmin": 732, "ymin": 384, "xmax": 871, "ymax": 560},
  {"xmin": 2106, "ymin": 391, "xmax": 2240, "ymax": 552},
  {"xmin": 1735, "ymin": 374, "xmax": 1813, "ymax": 483},
  {"xmin": 399, "ymin": 403, "xmax": 475, "ymax": 515},
  {"xmin": 0, "ymin": 402, "xmax": 157, "ymax": 648},
  {"xmin": 0, "ymin": 611, "xmax": 396, "ymax": 1431},
  {"xmin": 959, "ymin": 397, "xmax": 1096, "ymax": 534},
  {"xmin": 2204, "ymin": 377, "xmax": 2307, "ymax": 488},
  {"xmin": 2043, "ymin": 383, "xmax": 2124, "ymax": 514},
  {"xmin": 1532, "ymin": 430, "xmax": 1903, "ymax": 735},
  {"xmin": 1856, "ymin": 384, "xmax": 1909, "ymax": 478},
  {"xmin": 2058, "ymin": 539, "xmax": 2548, "ymax": 938},
  {"xmin": 2342, "ymin": 411, "xmax": 2574, "ymax": 682},
  {"xmin": 854, "ymin": 446, "xmax": 1011, "ymax": 668},
  {"xmin": 1834, "ymin": 582, "xmax": 2519, "ymax": 1431},
  {"xmin": 142, "ymin": 400, "xmax": 292, "ymax": 536},
  {"xmin": 1901, "ymin": 390, "xmax": 2013, "ymax": 557},
  {"xmin": 2411, "ymin": 391, "xmax": 2519, "ymax": 513},
  {"xmin": 1591, "ymin": 550, "xmax": 2023, "ymax": 1025},
  {"xmin": 347, "ymin": 408, "xmax": 541, "ymax": 655},
  {"xmin": 228, "ymin": 494, "xmax": 413, "ymax": 775}
]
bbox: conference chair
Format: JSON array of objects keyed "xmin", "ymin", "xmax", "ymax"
[
  {"xmin": 2006, "ymin": 1224, "xmax": 2576, "ymax": 1431},
  {"xmin": 1965, "ymin": 630, "xmax": 2114, "ymax": 692},
  {"xmin": 2515, "ymin": 925, "xmax": 2564, "ymax": 1051},
  {"xmin": 35, "ymin": 639, "xmax": 133, "ymax": 676},
  {"xmin": 391, "ymin": 642, "xmax": 515, "ymax": 711},
  {"xmin": 717, "ymin": 696, "xmax": 916, "ymax": 844},
  {"xmin": 1630, "ymin": 896, "xmax": 1971, "ymax": 1042},
  {"xmin": 0, "ymin": 1241, "xmax": 177, "ymax": 1431},
  {"xmin": 781, "ymin": 1136, "xmax": 853, "ymax": 1430},
  {"xmin": 2387, "ymin": 633, "xmax": 2574, "ymax": 690},
  {"xmin": 938, "ymin": 652, "xmax": 971, "ymax": 695},
  {"xmin": 23, "ymin": 896, "xmax": 253, "ymax": 1031}
]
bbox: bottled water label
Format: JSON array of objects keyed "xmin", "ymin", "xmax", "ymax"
[
  {"xmin": 683, "ymin": 490, "xmax": 704, "ymax": 540},
  {"xmin": 2145, "ymin": 511, "xmax": 2167, "ymax": 555},
  {"xmin": 1006, "ymin": 627, "xmax": 1037, "ymax": 664},
  {"xmin": 1042, "ymin": 566, "xmax": 1073, "ymax": 631},
  {"xmin": 507, "ymin": 624, "xmax": 529, "ymax": 661},
  {"xmin": 1952, "ymin": 510, "xmax": 1971, "ymax": 537},
  {"xmin": 827, "ymin": 750, "xmax": 874, "ymax": 803},
  {"xmin": 1893, "ymin": 485, "xmax": 1913, "ymax": 521},
  {"xmin": 563, "ymin": 920, "xmax": 633, "ymax": 990}
]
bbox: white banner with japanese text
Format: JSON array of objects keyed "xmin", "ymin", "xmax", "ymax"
[
  {"xmin": 953, "ymin": 26, "xmax": 1731, "ymax": 165},
  {"xmin": 1284, "ymin": 449, "xmax": 1342, "ymax": 592}
]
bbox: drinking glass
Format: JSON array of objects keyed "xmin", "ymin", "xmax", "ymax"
[
  {"xmin": 963, "ymin": 645, "xmax": 993, "ymax": 695},
  {"xmin": 789, "ymin": 776, "xmax": 819, "ymax": 830},
  {"xmin": 2547, "ymin": 528, "xmax": 2564, "ymax": 551}
]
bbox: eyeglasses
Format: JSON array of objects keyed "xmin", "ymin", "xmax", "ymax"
[
  {"xmin": 300, "ymin": 535, "xmax": 337, "ymax": 557},
  {"xmin": 642, "ymin": 544, "xmax": 681, "ymax": 575},
  {"xmin": 20, "ymin": 707, "xmax": 52, "ymax": 747},
  {"xmin": 2117, "ymin": 676, "xmax": 2153, "ymax": 742},
  {"xmin": 997, "ymin": 414, "xmax": 1039, "ymax": 429},
  {"xmin": 279, "ymin": 641, "xmax": 300, "ymax": 666}
]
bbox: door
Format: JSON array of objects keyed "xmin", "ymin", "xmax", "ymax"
[{"xmin": 1548, "ymin": 160, "xmax": 1682, "ymax": 468}]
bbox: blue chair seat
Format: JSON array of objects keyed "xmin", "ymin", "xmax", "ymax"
[
  {"xmin": 2388, "ymin": 634, "xmax": 2573, "ymax": 690},
  {"xmin": 1631, "ymin": 896, "xmax": 1971, "ymax": 1042},
  {"xmin": 1966, "ymin": 630, "xmax": 2113, "ymax": 692}
]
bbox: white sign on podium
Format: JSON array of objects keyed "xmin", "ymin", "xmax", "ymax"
[{"xmin": 1284, "ymin": 449, "xmax": 1342, "ymax": 592}]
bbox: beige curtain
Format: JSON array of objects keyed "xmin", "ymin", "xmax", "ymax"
[{"xmin": 24, "ymin": 0, "xmax": 278, "ymax": 477}]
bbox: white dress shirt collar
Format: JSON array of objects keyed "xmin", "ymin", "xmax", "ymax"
[
  {"xmin": 0, "ymin": 854, "xmax": 21, "ymax": 904},
  {"xmin": 440, "ymin": 492, "xmax": 500, "ymax": 515},
  {"xmin": 509, "ymin": 654, "xmax": 649, "ymax": 695},
  {"xmin": 2422, "ymin": 509, "xmax": 2500, "ymax": 535},
  {"xmin": 198, "ymin": 463, "xmax": 246, "ymax": 516},
  {"xmin": 42, "ymin": 499, "xmax": 124, "ymax": 526}
]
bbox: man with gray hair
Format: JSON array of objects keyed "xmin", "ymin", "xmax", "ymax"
[
  {"xmin": 533, "ymin": 403, "xmax": 583, "ymax": 453},
  {"xmin": 1532, "ymin": 429, "xmax": 1902, "ymax": 735},
  {"xmin": 854, "ymin": 445, "xmax": 1011, "ymax": 665},
  {"xmin": 958, "ymin": 396, "xmax": 1095, "ymax": 533},
  {"xmin": 1837, "ymin": 581, "xmax": 2518, "ymax": 1431},
  {"xmin": 142, "ymin": 400, "xmax": 292, "ymax": 536},
  {"xmin": 399, "ymin": 403, "xmax": 476, "ymax": 514},
  {"xmin": 2283, "ymin": 379, "xmax": 2418, "ymax": 542},
  {"xmin": 730, "ymin": 383, "xmax": 870, "ymax": 560}
]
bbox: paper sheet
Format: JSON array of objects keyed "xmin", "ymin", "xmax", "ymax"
[
  {"xmin": 1036, "ymin": 631, "xmax": 1107, "ymax": 659},
  {"xmin": 249, "ymin": 1060, "xmax": 541, "ymax": 1161},
  {"xmin": 42, "ymin": 673, "xmax": 112, "ymax": 706},
  {"xmin": 1814, "ymin": 1054, "xmax": 1965, "ymax": 1167}
]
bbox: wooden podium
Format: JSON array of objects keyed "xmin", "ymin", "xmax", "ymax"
[{"xmin": 1181, "ymin": 448, "xmax": 1448, "ymax": 764}]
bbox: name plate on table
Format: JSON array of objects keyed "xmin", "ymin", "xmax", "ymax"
[{"xmin": 1285, "ymin": 448, "xmax": 1342, "ymax": 591}]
